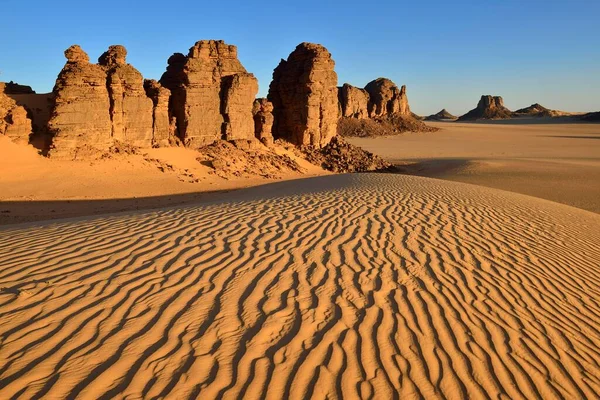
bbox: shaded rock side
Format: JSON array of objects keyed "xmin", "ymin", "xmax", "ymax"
[
  {"xmin": 252, "ymin": 98, "xmax": 274, "ymax": 146},
  {"xmin": 268, "ymin": 42, "xmax": 339, "ymax": 148},
  {"xmin": 160, "ymin": 40, "xmax": 256, "ymax": 147},
  {"xmin": 48, "ymin": 45, "xmax": 113, "ymax": 158},
  {"xmin": 99, "ymin": 45, "xmax": 154, "ymax": 147},
  {"xmin": 339, "ymin": 84, "xmax": 369, "ymax": 119},
  {"xmin": 458, "ymin": 95, "xmax": 513, "ymax": 121},
  {"xmin": 2, "ymin": 81, "xmax": 35, "ymax": 95},
  {"xmin": 222, "ymin": 73, "xmax": 259, "ymax": 141},
  {"xmin": 144, "ymin": 79, "xmax": 172, "ymax": 146},
  {"xmin": 513, "ymin": 103, "xmax": 557, "ymax": 117},
  {"xmin": 364, "ymin": 78, "xmax": 410, "ymax": 118},
  {"xmin": 0, "ymin": 83, "xmax": 33, "ymax": 143}
]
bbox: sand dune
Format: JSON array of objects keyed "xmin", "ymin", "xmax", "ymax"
[{"xmin": 1, "ymin": 174, "xmax": 600, "ymax": 399}]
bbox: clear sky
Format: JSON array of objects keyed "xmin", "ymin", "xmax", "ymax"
[{"xmin": 1, "ymin": 0, "xmax": 599, "ymax": 116}]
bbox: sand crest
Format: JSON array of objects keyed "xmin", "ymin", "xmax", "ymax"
[{"xmin": 1, "ymin": 174, "xmax": 599, "ymax": 399}]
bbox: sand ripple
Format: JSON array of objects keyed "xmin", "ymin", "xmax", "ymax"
[{"xmin": 1, "ymin": 174, "xmax": 600, "ymax": 399}]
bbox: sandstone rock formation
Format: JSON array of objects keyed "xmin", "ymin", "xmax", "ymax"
[
  {"xmin": 3, "ymin": 81, "xmax": 35, "ymax": 94},
  {"xmin": 513, "ymin": 103, "xmax": 557, "ymax": 118},
  {"xmin": 339, "ymin": 84, "xmax": 369, "ymax": 119},
  {"xmin": 364, "ymin": 78, "xmax": 410, "ymax": 118},
  {"xmin": 99, "ymin": 45, "xmax": 154, "ymax": 147},
  {"xmin": 458, "ymin": 95, "xmax": 513, "ymax": 121},
  {"xmin": 160, "ymin": 40, "xmax": 258, "ymax": 147},
  {"xmin": 252, "ymin": 98, "xmax": 274, "ymax": 146},
  {"xmin": 425, "ymin": 109, "xmax": 457, "ymax": 121},
  {"xmin": 143, "ymin": 79, "xmax": 172, "ymax": 146},
  {"xmin": 0, "ymin": 83, "xmax": 32, "ymax": 143},
  {"xmin": 48, "ymin": 45, "xmax": 113, "ymax": 158},
  {"xmin": 268, "ymin": 42, "xmax": 338, "ymax": 147}
]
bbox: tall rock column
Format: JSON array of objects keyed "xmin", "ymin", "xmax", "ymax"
[
  {"xmin": 160, "ymin": 40, "xmax": 258, "ymax": 147},
  {"xmin": 99, "ymin": 45, "xmax": 154, "ymax": 147},
  {"xmin": 252, "ymin": 98, "xmax": 274, "ymax": 146},
  {"xmin": 144, "ymin": 79, "xmax": 172, "ymax": 146},
  {"xmin": 268, "ymin": 42, "xmax": 338, "ymax": 148},
  {"xmin": 48, "ymin": 45, "xmax": 112, "ymax": 158}
]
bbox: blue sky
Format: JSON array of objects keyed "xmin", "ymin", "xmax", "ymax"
[{"xmin": 1, "ymin": 0, "xmax": 599, "ymax": 115}]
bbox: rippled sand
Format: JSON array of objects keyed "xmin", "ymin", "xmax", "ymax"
[{"xmin": 1, "ymin": 174, "xmax": 599, "ymax": 399}]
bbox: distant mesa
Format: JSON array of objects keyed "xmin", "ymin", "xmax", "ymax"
[
  {"xmin": 458, "ymin": 95, "xmax": 513, "ymax": 121},
  {"xmin": 425, "ymin": 109, "xmax": 457, "ymax": 121}
]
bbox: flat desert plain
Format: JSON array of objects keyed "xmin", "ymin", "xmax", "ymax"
[
  {"xmin": 1, "ymin": 124, "xmax": 600, "ymax": 399},
  {"xmin": 349, "ymin": 122, "xmax": 600, "ymax": 213}
]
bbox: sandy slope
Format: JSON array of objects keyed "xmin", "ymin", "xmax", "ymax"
[
  {"xmin": 348, "ymin": 122, "xmax": 600, "ymax": 213},
  {"xmin": 1, "ymin": 174, "xmax": 600, "ymax": 399}
]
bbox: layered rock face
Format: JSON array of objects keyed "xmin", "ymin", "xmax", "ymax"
[
  {"xmin": 268, "ymin": 42, "xmax": 338, "ymax": 147},
  {"xmin": 339, "ymin": 84, "xmax": 369, "ymax": 119},
  {"xmin": 364, "ymin": 78, "xmax": 410, "ymax": 117},
  {"xmin": 252, "ymin": 98, "xmax": 274, "ymax": 146},
  {"xmin": 99, "ymin": 45, "xmax": 154, "ymax": 147},
  {"xmin": 48, "ymin": 45, "xmax": 113, "ymax": 158},
  {"xmin": 0, "ymin": 83, "xmax": 32, "ymax": 143},
  {"xmin": 143, "ymin": 79, "xmax": 172, "ymax": 146},
  {"xmin": 458, "ymin": 95, "xmax": 513, "ymax": 121},
  {"xmin": 48, "ymin": 45, "xmax": 172, "ymax": 158},
  {"xmin": 160, "ymin": 40, "xmax": 258, "ymax": 147}
]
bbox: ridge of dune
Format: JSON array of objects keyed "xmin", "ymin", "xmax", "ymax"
[{"xmin": 1, "ymin": 174, "xmax": 600, "ymax": 399}]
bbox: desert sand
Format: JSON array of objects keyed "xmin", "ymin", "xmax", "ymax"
[
  {"xmin": 348, "ymin": 122, "xmax": 600, "ymax": 213},
  {"xmin": 1, "ymin": 173, "xmax": 599, "ymax": 399}
]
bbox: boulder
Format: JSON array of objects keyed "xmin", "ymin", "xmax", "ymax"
[
  {"xmin": 144, "ymin": 79, "xmax": 172, "ymax": 146},
  {"xmin": 0, "ymin": 84, "xmax": 32, "ymax": 143},
  {"xmin": 48, "ymin": 45, "xmax": 113, "ymax": 158},
  {"xmin": 99, "ymin": 45, "xmax": 154, "ymax": 147},
  {"xmin": 458, "ymin": 95, "xmax": 513, "ymax": 121},
  {"xmin": 252, "ymin": 98, "xmax": 274, "ymax": 146},
  {"xmin": 339, "ymin": 84, "xmax": 369, "ymax": 119},
  {"xmin": 268, "ymin": 42, "xmax": 338, "ymax": 147},
  {"xmin": 160, "ymin": 40, "xmax": 258, "ymax": 147},
  {"xmin": 364, "ymin": 78, "xmax": 410, "ymax": 118}
]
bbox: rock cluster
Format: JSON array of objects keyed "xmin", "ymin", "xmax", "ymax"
[
  {"xmin": 0, "ymin": 83, "xmax": 32, "ymax": 143},
  {"xmin": 268, "ymin": 43, "xmax": 339, "ymax": 148},
  {"xmin": 301, "ymin": 137, "xmax": 390, "ymax": 173},
  {"xmin": 364, "ymin": 78, "xmax": 410, "ymax": 117},
  {"xmin": 48, "ymin": 45, "xmax": 172, "ymax": 158},
  {"xmin": 160, "ymin": 40, "xmax": 258, "ymax": 147},
  {"xmin": 252, "ymin": 98, "xmax": 274, "ymax": 146},
  {"xmin": 458, "ymin": 95, "xmax": 513, "ymax": 121}
]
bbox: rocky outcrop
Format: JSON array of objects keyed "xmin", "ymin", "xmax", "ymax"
[
  {"xmin": 268, "ymin": 42, "xmax": 338, "ymax": 148},
  {"xmin": 339, "ymin": 84, "xmax": 369, "ymax": 119},
  {"xmin": 458, "ymin": 95, "xmax": 513, "ymax": 121},
  {"xmin": 99, "ymin": 45, "xmax": 154, "ymax": 147},
  {"xmin": 160, "ymin": 40, "xmax": 258, "ymax": 147},
  {"xmin": 48, "ymin": 45, "xmax": 113, "ymax": 158},
  {"xmin": 425, "ymin": 109, "xmax": 457, "ymax": 121},
  {"xmin": 252, "ymin": 98, "xmax": 274, "ymax": 146},
  {"xmin": 364, "ymin": 78, "xmax": 410, "ymax": 118},
  {"xmin": 0, "ymin": 83, "xmax": 32, "ymax": 143},
  {"xmin": 513, "ymin": 103, "xmax": 557, "ymax": 117},
  {"xmin": 144, "ymin": 79, "xmax": 172, "ymax": 146},
  {"xmin": 3, "ymin": 81, "xmax": 35, "ymax": 95}
]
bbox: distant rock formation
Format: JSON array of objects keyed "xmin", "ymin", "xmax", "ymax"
[
  {"xmin": 252, "ymin": 98, "xmax": 274, "ymax": 147},
  {"xmin": 364, "ymin": 78, "xmax": 410, "ymax": 117},
  {"xmin": 425, "ymin": 109, "xmax": 457, "ymax": 121},
  {"xmin": 3, "ymin": 81, "xmax": 35, "ymax": 95},
  {"xmin": 99, "ymin": 45, "xmax": 154, "ymax": 147},
  {"xmin": 339, "ymin": 84, "xmax": 369, "ymax": 119},
  {"xmin": 458, "ymin": 95, "xmax": 513, "ymax": 121},
  {"xmin": 513, "ymin": 103, "xmax": 557, "ymax": 117},
  {"xmin": 268, "ymin": 42, "xmax": 338, "ymax": 147},
  {"xmin": 0, "ymin": 83, "xmax": 32, "ymax": 143},
  {"xmin": 48, "ymin": 45, "xmax": 113, "ymax": 158},
  {"xmin": 160, "ymin": 40, "xmax": 258, "ymax": 147},
  {"xmin": 581, "ymin": 111, "xmax": 600, "ymax": 122}
]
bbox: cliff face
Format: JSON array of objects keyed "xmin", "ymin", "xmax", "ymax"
[
  {"xmin": 339, "ymin": 84, "xmax": 370, "ymax": 119},
  {"xmin": 364, "ymin": 78, "xmax": 410, "ymax": 118},
  {"xmin": 268, "ymin": 42, "xmax": 339, "ymax": 147},
  {"xmin": 0, "ymin": 83, "xmax": 32, "ymax": 144},
  {"xmin": 160, "ymin": 40, "xmax": 259, "ymax": 147}
]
